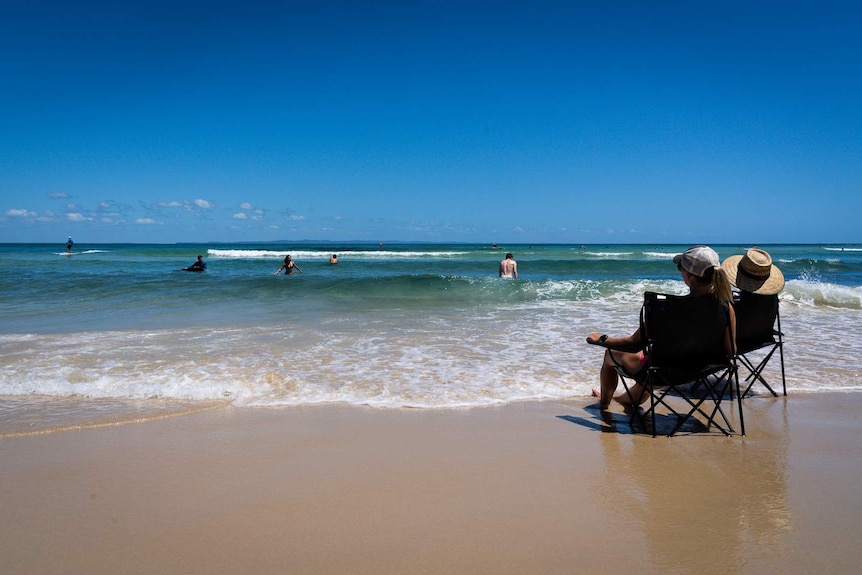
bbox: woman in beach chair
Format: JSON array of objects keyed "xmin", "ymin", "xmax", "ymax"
[{"xmin": 586, "ymin": 245, "xmax": 736, "ymax": 411}]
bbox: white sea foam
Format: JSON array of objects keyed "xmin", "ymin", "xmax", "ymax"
[
  {"xmin": 208, "ymin": 248, "xmax": 462, "ymax": 259},
  {"xmin": 53, "ymin": 249, "xmax": 108, "ymax": 255},
  {"xmin": 782, "ymin": 279, "xmax": 862, "ymax": 309},
  {"xmin": 642, "ymin": 251, "xmax": 678, "ymax": 259},
  {"xmin": 583, "ymin": 251, "xmax": 635, "ymax": 258},
  {"xmin": 3, "ymin": 282, "xmax": 860, "ymax": 408}
]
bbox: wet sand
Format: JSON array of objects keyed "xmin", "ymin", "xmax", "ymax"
[{"xmin": 2, "ymin": 393, "xmax": 862, "ymax": 574}]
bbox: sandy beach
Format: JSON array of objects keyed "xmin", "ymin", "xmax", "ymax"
[{"xmin": 3, "ymin": 393, "xmax": 862, "ymax": 574}]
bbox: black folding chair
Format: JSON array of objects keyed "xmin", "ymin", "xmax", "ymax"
[
  {"xmin": 733, "ymin": 291, "xmax": 786, "ymax": 397},
  {"xmin": 618, "ymin": 292, "xmax": 744, "ymax": 437}
]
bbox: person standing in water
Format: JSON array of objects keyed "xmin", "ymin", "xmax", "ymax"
[
  {"xmin": 274, "ymin": 255, "xmax": 303, "ymax": 275},
  {"xmin": 329, "ymin": 254, "xmax": 339, "ymax": 264},
  {"xmin": 499, "ymin": 253, "xmax": 518, "ymax": 279},
  {"xmin": 65, "ymin": 236, "xmax": 74, "ymax": 252}
]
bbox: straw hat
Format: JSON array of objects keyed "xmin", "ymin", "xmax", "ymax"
[{"xmin": 721, "ymin": 247, "xmax": 785, "ymax": 295}]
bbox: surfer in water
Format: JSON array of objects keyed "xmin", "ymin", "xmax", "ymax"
[
  {"xmin": 183, "ymin": 255, "xmax": 206, "ymax": 272},
  {"xmin": 274, "ymin": 254, "xmax": 303, "ymax": 275},
  {"xmin": 65, "ymin": 236, "xmax": 74, "ymax": 252}
]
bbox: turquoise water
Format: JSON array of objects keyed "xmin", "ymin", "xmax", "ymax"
[{"xmin": 2, "ymin": 242, "xmax": 861, "ymax": 432}]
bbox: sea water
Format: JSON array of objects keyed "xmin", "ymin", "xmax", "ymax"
[{"xmin": 2, "ymin": 242, "xmax": 861, "ymax": 434}]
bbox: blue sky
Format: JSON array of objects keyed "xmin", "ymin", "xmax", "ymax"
[{"xmin": 1, "ymin": 0, "xmax": 860, "ymax": 244}]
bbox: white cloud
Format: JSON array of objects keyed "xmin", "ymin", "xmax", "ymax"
[
  {"xmin": 5, "ymin": 208, "xmax": 38, "ymax": 218},
  {"xmin": 154, "ymin": 199, "xmax": 214, "ymax": 213},
  {"xmin": 288, "ymin": 215, "xmax": 305, "ymax": 221},
  {"xmin": 48, "ymin": 192, "xmax": 70, "ymax": 199},
  {"xmin": 67, "ymin": 213, "xmax": 88, "ymax": 222},
  {"xmin": 233, "ymin": 212, "xmax": 248, "ymax": 220},
  {"xmin": 135, "ymin": 218, "xmax": 160, "ymax": 225},
  {"xmin": 239, "ymin": 202, "xmax": 253, "ymax": 210}
]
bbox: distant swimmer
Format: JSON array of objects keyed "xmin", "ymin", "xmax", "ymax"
[
  {"xmin": 499, "ymin": 253, "xmax": 518, "ymax": 279},
  {"xmin": 182, "ymin": 254, "xmax": 206, "ymax": 272},
  {"xmin": 274, "ymin": 254, "xmax": 303, "ymax": 275},
  {"xmin": 329, "ymin": 254, "xmax": 339, "ymax": 264},
  {"xmin": 65, "ymin": 236, "xmax": 74, "ymax": 252}
]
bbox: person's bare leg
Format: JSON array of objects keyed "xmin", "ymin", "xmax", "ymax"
[
  {"xmin": 593, "ymin": 350, "xmax": 652, "ymax": 408},
  {"xmin": 591, "ymin": 351, "xmax": 623, "ymax": 410},
  {"xmin": 614, "ymin": 383, "xmax": 643, "ymax": 406}
]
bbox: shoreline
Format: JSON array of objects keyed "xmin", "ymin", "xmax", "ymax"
[{"xmin": 3, "ymin": 394, "xmax": 862, "ymax": 574}]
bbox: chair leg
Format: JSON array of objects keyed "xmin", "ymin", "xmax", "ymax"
[
  {"xmin": 670, "ymin": 376, "xmax": 735, "ymax": 437},
  {"xmin": 733, "ymin": 366, "xmax": 745, "ymax": 436},
  {"xmin": 739, "ymin": 349, "xmax": 779, "ymax": 398},
  {"xmin": 778, "ymin": 341, "xmax": 787, "ymax": 396},
  {"xmin": 776, "ymin": 310, "xmax": 787, "ymax": 396}
]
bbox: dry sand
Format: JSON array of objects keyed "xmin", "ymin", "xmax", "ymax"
[{"xmin": 2, "ymin": 393, "xmax": 862, "ymax": 574}]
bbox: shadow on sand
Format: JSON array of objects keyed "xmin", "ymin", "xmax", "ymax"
[{"xmin": 558, "ymin": 403, "xmax": 715, "ymax": 436}]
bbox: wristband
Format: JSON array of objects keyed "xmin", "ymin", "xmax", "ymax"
[{"xmin": 598, "ymin": 334, "xmax": 608, "ymax": 345}]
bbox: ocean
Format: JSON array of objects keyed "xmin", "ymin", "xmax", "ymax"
[{"xmin": 2, "ymin": 242, "xmax": 861, "ymax": 436}]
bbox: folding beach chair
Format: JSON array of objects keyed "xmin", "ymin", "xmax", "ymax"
[
  {"xmin": 618, "ymin": 292, "xmax": 743, "ymax": 437},
  {"xmin": 733, "ymin": 291, "xmax": 786, "ymax": 397}
]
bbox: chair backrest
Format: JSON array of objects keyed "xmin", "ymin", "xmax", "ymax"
[
  {"xmin": 641, "ymin": 292, "xmax": 731, "ymax": 372},
  {"xmin": 733, "ymin": 291, "xmax": 779, "ymax": 353}
]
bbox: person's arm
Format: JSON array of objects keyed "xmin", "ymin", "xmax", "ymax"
[
  {"xmin": 273, "ymin": 265, "xmax": 284, "ymax": 275},
  {"xmin": 586, "ymin": 328, "xmax": 643, "ymax": 352},
  {"xmin": 513, "ymin": 262, "xmax": 518, "ymax": 279},
  {"xmin": 293, "ymin": 263, "xmax": 303, "ymax": 273}
]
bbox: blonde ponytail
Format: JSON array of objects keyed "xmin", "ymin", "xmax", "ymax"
[
  {"xmin": 710, "ymin": 265, "xmax": 733, "ymax": 305},
  {"xmin": 695, "ymin": 265, "xmax": 733, "ymax": 305}
]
